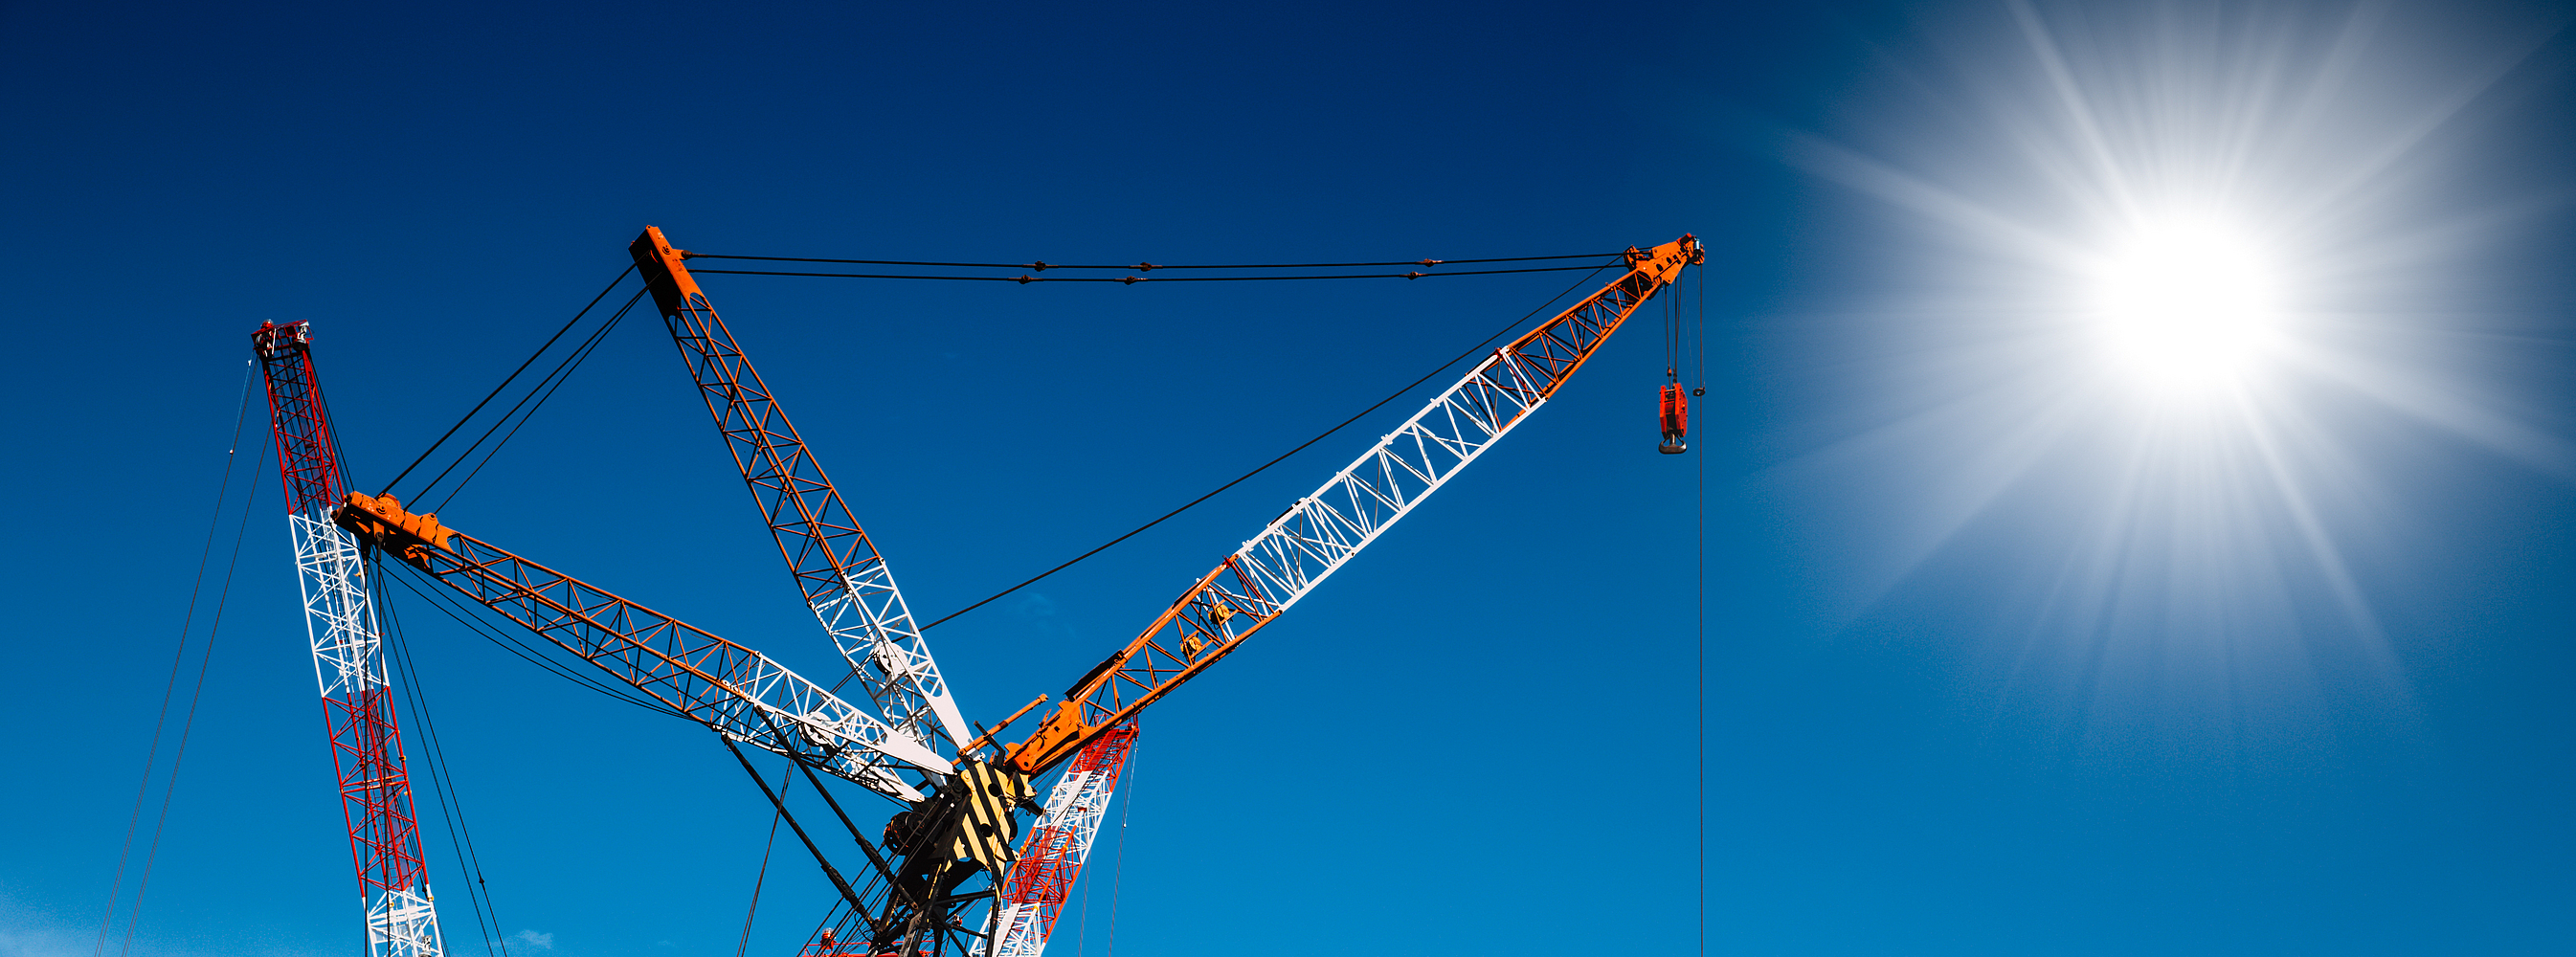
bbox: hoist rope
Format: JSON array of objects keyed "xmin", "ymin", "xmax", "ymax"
[
  {"xmin": 910, "ymin": 263, "xmax": 1616, "ymax": 634},
  {"xmin": 96, "ymin": 363, "xmax": 256, "ymax": 957},
  {"xmin": 689, "ymin": 263, "xmax": 1615, "ymax": 283},
  {"xmin": 681, "ymin": 251, "xmax": 1622, "ymax": 270},
  {"xmin": 383, "ymin": 265, "xmax": 634, "ymax": 498},
  {"xmin": 1694, "ymin": 258, "xmax": 1708, "ymax": 957},
  {"xmin": 112, "ymin": 437, "xmax": 263, "ymax": 957},
  {"xmin": 377, "ymin": 576, "xmax": 511, "ymax": 957}
]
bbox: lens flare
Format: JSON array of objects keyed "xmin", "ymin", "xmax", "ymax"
[
  {"xmin": 2092, "ymin": 218, "xmax": 2278, "ymax": 391},
  {"xmin": 1772, "ymin": 0, "xmax": 2572, "ymax": 674}
]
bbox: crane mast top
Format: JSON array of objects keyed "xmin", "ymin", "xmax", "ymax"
[
  {"xmin": 253, "ymin": 320, "xmax": 448, "ymax": 957},
  {"xmin": 256, "ymin": 321, "xmax": 346, "ymax": 514}
]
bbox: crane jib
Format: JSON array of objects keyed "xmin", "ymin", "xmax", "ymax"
[
  {"xmin": 997, "ymin": 234, "xmax": 1702, "ymax": 776},
  {"xmin": 327, "ymin": 490, "xmax": 955, "ymax": 798}
]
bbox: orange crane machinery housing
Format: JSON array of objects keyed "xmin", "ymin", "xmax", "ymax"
[{"xmin": 295, "ymin": 230, "xmax": 1699, "ymax": 957}]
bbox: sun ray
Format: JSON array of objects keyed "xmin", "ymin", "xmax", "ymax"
[{"xmin": 1766, "ymin": 0, "xmax": 2575, "ymax": 683}]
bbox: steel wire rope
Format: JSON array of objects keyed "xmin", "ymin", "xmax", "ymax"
[
  {"xmin": 1103, "ymin": 740, "xmax": 1136, "ymax": 957},
  {"xmin": 384, "ymin": 266, "xmax": 634, "ymax": 497},
  {"xmin": 375, "ymin": 573, "xmax": 511, "ymax": 957},
  {"xmin": 724, "ymin": 734, "xmax": 872, "ymax": 932},
  {"xmin": 95, "ymin": 362, "xmax": 256, "ymax": 957},
  {"xmin": 380, "ymin": 567, "xmax": 691, "ymax": 721},
  {"xmin": 681, "ymin": 251, "xmax": 1622, "ymax": 270},
  {"xmin": 689, "ymin": 263, "xmax": 1614, "ymax": 283},
  {"xmin": 732, "ymin": 762, "xmax": 800, "ymax": 957},
  {"xmin": 115, "ymin": 452, "xmax": 263, "ymax": 957},
  {"xmin": 1693, "ymin": 258, "xmax": 1707, "ymax": 957},
  {"xmin": 418, "ymin": 288, "xmax": 647, "ymax": 513},
  {"xmin": 897, "ymin": 263, "xmax": 1616, "ymax": 641}
]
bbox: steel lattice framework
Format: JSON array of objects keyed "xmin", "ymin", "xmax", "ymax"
[
  {"xmin": 273, "ymin": 232, "xmax": 1695, "ymax": 957},
  {"xmin": 989, "ymin": 723, "xmax": 1138, "ymax": 957},
  {"xmin": 631, "ymin": 227, "xmax": 974, "ymax": 759},
  {"xmin": 335, "ymin": 493, "xmax": 952, "ymax": 801},
  {"xmin": 1001, "ymin": 235, "xmax": 1702, "ymax": 775},
  {"xmin": 255, "ymin": 322, "xmax": 446, "ymax": 957}
]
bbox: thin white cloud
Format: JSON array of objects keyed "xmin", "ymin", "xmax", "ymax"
[{"xmin": 510, "ymin": 930, "xmax": 555, "ymax": 951}]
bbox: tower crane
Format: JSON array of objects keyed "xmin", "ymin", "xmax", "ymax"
[
  {"xmin": 253, "ymin": 322, "xmax": 448, "ymax": 957},
  {"xmin": 280, "ymin": 231, "xmax": 1697, "ymax": 957}
]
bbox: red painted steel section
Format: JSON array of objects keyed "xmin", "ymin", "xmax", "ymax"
[
  {"xmin": 1000, "ymin": 723, "xmax": 1139, "ymax": 943},
  {"xmin": 1658, "ymin": 382, "xmax": 1688, "ymax": 454},
  {"xmin": 256, "ymin": 322, "xmax": 344, "ymax": 513},
  {"xmin": 255, "ymin": 321, "xmax": 433, "ymax": 906}
]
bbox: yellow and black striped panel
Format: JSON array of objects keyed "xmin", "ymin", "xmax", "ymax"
[{"xmin": 948, "ymin": 759, "xmax": 1035, "ymax": 872}]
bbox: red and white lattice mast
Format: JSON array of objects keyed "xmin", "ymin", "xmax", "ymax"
[
  {"xmin": 255, "ymin": 322, "xmax": 446, "ymax": 957},
  {"xmin": 987, "ymin": 723, "xmax": 1138, "ymax": 957}
]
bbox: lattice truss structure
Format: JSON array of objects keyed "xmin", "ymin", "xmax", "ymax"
[
  {"xmin": 1001, "ymin": 235, "xmax": 1702, "ymax": 776},
  {"xmin": 256, "ymin": 322, "xmax": 447, "ymax": 957},
  {"xmin": 268, "ymin": 231, "xmax": 1696, "ymax": 957},
  {"xmin": 337, "ymin": 492, "xmax": 952, "ymax": 801},
  {"xmin": 633, "ymin": 228, "xmax": 974, "ymax": 762},
  {"xmin": 991, "ymin": 724, "xmax": 1139, "ymax": 957}
]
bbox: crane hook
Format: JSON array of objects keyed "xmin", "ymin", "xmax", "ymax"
[{"xmin": 1658, "ymin": 382, "xmax": 1689, "ymax": 455}]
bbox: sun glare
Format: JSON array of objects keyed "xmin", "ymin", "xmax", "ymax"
[
  {"xmin": 1780, "ymin": 0, "xmax": 2572, "ymax": 659},
  {"xmin": 2092, "ymin": 218, "xmax": 2279, "ymax": 392}
]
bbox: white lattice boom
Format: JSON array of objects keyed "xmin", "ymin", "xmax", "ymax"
[
  {"xmin": 1001, "ymin": 235, "xmax": 1703, "ymax": 777},
  {"xmin": 633, "ymin": 227, "xmax": 974, "ymax": 762}
]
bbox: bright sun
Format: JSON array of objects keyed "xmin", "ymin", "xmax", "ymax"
[{"xmin": 2092, "ymin": 218, "xmax": 2280, "ymax": 391}]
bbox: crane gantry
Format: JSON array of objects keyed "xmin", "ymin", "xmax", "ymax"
[{"xmin": 264, "ymin": 229, "xmax": 1699, "ymax": 957}]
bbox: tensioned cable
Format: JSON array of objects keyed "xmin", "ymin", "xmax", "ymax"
[
  {"xmin": 906, "ymin": 263, "xmax": 1615, "ymax": 635},
  {"xmin": 422, "ymin": 288, "xmax": 647, "ymax": 513},
  {"xmin": 681, "ymin": 251, "xmax": 1620, "ymax": 270},
  {"xmin": 378, "ymin": 575, "xmax": 514, "ymax": 957},
  {"xmin": 800, "ymin": 902, "xmax": 845, "ymax": 957},
  {"xmin": 116, "ymin": 453, "xmax": 262, "ymax": 957},
  {"xmin": 1104, "ymin": 741, "xmax": 1138, "ymax": 957},
  {"xmin": 377, "ymin": 579, "xmax": 507, "ymax": 957},
  {"xmin": 733, "ymin": 766, "xmax": 795, "ymax": 957},
  {"xmin": 382, "ymin": 264, "xmax": 634, "ymax": 498},
  {"xmin": 383, "ymin": 568, "xmax": 690, "ymax": 721},
  {"xmin": 96, "ymin": 363, "xmax": 255, "ymax": 957},
  {"xmin": 690, "ymin": 263, "xmax": 1613, "ymax": 283},
  {"xmin": 1693, "ymin": 258, "xmax": 1707, "ymax": 957}
]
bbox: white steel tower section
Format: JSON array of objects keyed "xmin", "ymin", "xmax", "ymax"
[
  {"xmin": 293, "ymin": 514, "xmax": 447, "ymax": 957},
  {"xmin": 258, "ymin": 319, "xmax": 445, "ymax": 957}
]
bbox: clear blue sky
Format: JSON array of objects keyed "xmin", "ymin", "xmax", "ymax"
[{"xmin": 6, "ymin": 2, "xmax": 2574, "ymax": 956}]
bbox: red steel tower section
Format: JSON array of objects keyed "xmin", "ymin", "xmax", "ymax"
[
  {"xmin": 256, "ymin": 321, "xmax": 444, "ymax": 957},
  {"xmin": 991, "ymin": 723, "xmax": 1140, "ymax": 956}
]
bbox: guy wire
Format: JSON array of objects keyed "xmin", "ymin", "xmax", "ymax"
[{"xmin": 96, "ymin": 362, "xmax": 256, "ymax": 957}]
